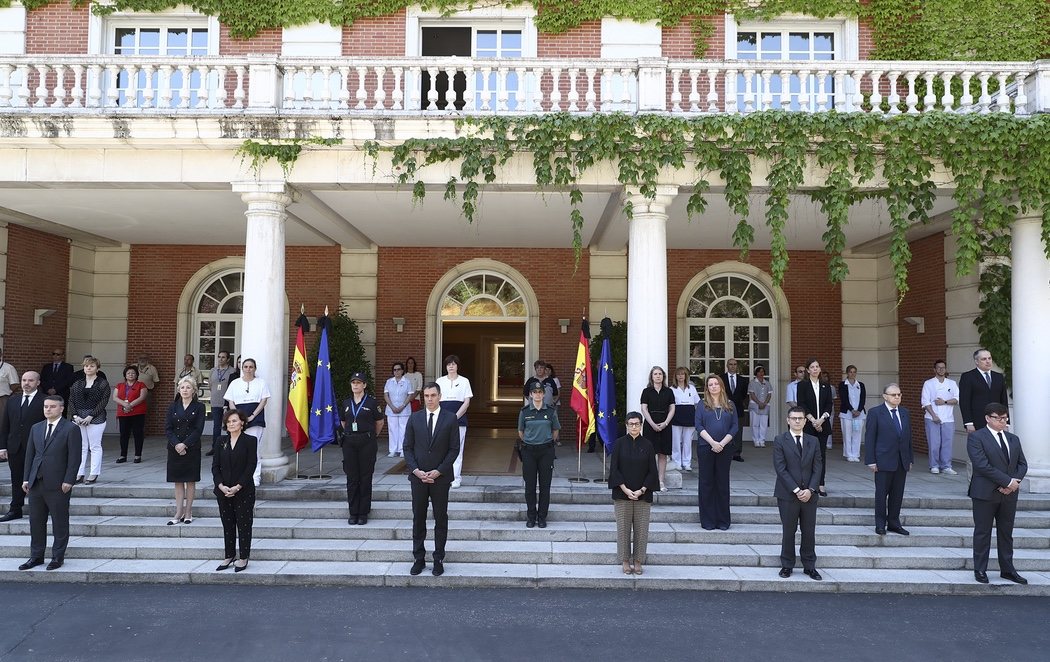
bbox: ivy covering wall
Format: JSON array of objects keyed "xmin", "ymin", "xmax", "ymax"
[{"xmin": 5, "ymin": 1, "xmax": 1048, "ymax": 61}]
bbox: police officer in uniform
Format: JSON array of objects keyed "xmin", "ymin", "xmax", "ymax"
[
  {"xmin": 517, "ymin": 383, "xmax": 560, "ymax": 528},
  {"xmin": 341, "ymin": 372, "xmax": 384, "ymax": 526}
]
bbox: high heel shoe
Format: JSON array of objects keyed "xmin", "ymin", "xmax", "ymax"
[
  {"xmin": 166, "ymin": 517, "xmax": 183, "ymax": 526},
  {"xmin": 622, "ymin": 562, "xmax": 633, "ymax": 575},
  {"xmin": 234, "ymin": 560, "xmax": 249, "ymax": 573},
  {"xmin": 634, "ymin": 563, "xmax": 644, "ymax": 576},
  {"xmin": 215, "ymin": 559, "xmax": 234, "ymax": 571},
  {"xmin": 84, "ymin": 476, "xmax": 97, "ymax": 484},
  {"xmin": 182, "ymin": 516, "xmax": 193, "ymax": 524}
]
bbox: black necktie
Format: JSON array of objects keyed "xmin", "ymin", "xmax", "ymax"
[
  {"xmin": 45, "ymin": 423, "xmax": 53, "ymax": 442},
  {"xmin": 428, "ymin": 412, "xmax": 435, "ymax": 440},
  {"xmin": 21, "ymin": 395, "xmax": 29, "ymax": 411},
  {"xmin": 795, "ymin": 435, "xmax": 803, "ymax": 454},
  {"xmin": 891, "ymin": 409, "xmax": 902, "ymax": 433},
  {"xmin": 997, "ymin": 432, "xmax": 1010, "ymax": 462}
]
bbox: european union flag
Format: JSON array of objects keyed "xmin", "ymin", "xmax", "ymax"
[
  {"xmin": 309, "ymin": 320, "xmax": 341, "ymax": 451},
  {"xmin": 596, "ymin": 316, "xmax": 618, "ymax": 452}
]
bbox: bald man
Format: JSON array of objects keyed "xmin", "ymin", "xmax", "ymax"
[{"xmin": 0, "ymin": 372, "xmax": 46, "ymax": 521}]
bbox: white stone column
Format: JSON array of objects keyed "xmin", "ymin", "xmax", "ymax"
[
  {"xmin": 1011, "ymin": 214, "xmax": 1050, "ymax": 492},
  {"xmin": 233, "ymin": 181, "xmax": 292, "ymax": 483},
  {"xmin": 625, "ymin": 186, "xmax": 676, "ymax": 412}
]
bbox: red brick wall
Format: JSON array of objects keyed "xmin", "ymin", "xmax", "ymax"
[
  {"xmin": 667, "ymin": 249, "xmax": 843, "ymax": 384},
  {"xmin": 127, "ymin": 244, "xmax": 341, "ymax": 432},
  {"xmin": 3, "ymin": 225, "xmax": 70, "ymax": 377},
  {"xmin": 344, "ymin": 10, "xmax": 406, "ymax": 56},
  {"xmin": 662, "ymin": 14, "xmax": 726, "ymax": 59},
  {"xmin": 218, "ymin": 24, "xmax": 281, "ymax": 55},
  {"xmin": 375, "ymin": 247, "xmax": 590, "ymax": 420},
  {"xmin": 897, "ymin": 233, "xmax": 947, "ymax": 454},
  {"xmin": 25, "ymin": 2, "xmax": 89, "ymax": 54},
  {"xmin": 537, "ymin": 20, "xmax": 601, "ymax": 58}
]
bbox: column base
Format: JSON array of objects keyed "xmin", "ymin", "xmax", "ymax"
[
  {"xmin": 663, "ymin": 471, "xmax": 683, "ymax": 490},
  {"xmin": 1023, "ymin": 468, "xmax": 1050, "ymax": 494},
  {"xmin": 260, "ymin": 454, "xmax": 291, "ymax": 484}
]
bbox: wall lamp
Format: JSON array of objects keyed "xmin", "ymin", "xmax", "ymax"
[
  {"xmin": 558, "ymin": 318, "xmax": 570, "ymax": 334},
  {"xmin": 392, "ymin": 317, "xmax": 406, "ymax": 333}
]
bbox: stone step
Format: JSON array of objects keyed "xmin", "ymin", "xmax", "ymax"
[
  {"xmin": 38, "ymin": 498, "xmax": 1050, "ymax": 529},
  {"xmin": 2, "ymin": 516, "xmax": 1049, "ymax": 549},
  {"xmin": 2, "ymin": 534, "xmax": 1049, "ymax": 571},
  {"xmin": 0, "ymin": 559, "xmax": 1046, "ymax": 595}
]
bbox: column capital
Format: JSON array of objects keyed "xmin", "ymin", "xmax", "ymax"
[
  {"xmin": 232, "ymin": 180, "xmax": 294, "ymax": 207},
  {"xmin": 622, "ymin": 185, "xmax": 679, "ymax": 215}
]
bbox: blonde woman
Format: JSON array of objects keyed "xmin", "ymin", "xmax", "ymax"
[
  {"xmin": 70, "ymin": 357, "xmax": 110, "ymax": 484},
  {"xmin": 165, "ymin": 376, "xmax": 205, "ymax": 524},
  {"xmin": 670, "ymin": 367, "xmax": 700, "ymax": 472},
  {"xmin": 695, "ymin": 374, "xmax": 739, "ymax": 530}
]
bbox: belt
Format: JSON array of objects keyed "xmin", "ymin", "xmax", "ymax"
[{"xmin": 522, "ymin": 440, "xmax": 556, "ymax": 449}]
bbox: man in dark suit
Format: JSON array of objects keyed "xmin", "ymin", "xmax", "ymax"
[
  {"xmin": 968, "ymin": 403, "xmax": 1028, "ymax": 584},
  {"xmin": 864, "ymin": 383, "xmax": 913, "ymax": 536},
  {"xmin": 959, "ymin": 348, "xmax": 1009, "ymax": 433},
  {"xmin": 403, "ymin": 381, "xmax": 460, "ymax": 577},
  {"xmin": 0, "ymin": 371, "xmax": 46, "ymax": 521},
  {"xmin": 721, "ymin": 359, "xmax": 749, "ymax": 462},
  {"xmin": 40, "ymin": 349, "xmax": 75, "ymax": 405},
  {"xmin": 19, "ymin": 395, "xmax": 81, "ymax": 571},
  {"xmin": 772, "ymin": 406, "xmax": 824, "ymax": 580}
]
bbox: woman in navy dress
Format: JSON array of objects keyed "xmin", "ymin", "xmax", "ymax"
[
  {"xmin": 165, "ymin": 376, "xmax": 206, "ymax": 524},
  {"xmin": 695, "ymin": 374, "xmax": 739, "ymax": 530}
]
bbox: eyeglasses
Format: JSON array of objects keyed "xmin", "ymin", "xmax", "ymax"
[
  {"xmin": 884, "ymin": 392, "xmax": 903, "ymax": 397},
  {"xmin": 987, "ymin": 414, "xmax": 1009, "ymax": 421},
  {"xmin": 787, "ymin": 417, "xmax": 806, "ymax": 421},
  {"xmin": 626, "ymin": 421, "xmax": 642, "ymax": 426},
  {"xmin": 51, "ymin": 352, "xmax": 63, "ymax": 356}
]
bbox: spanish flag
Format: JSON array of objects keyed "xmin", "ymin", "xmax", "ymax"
[
  {"xmin": 285, "ymin": 313, "xmax": 311, "ymax": 452},
  {"xmin": 570, "ymin": 318, "xmax": 596, "ymax": 446}
]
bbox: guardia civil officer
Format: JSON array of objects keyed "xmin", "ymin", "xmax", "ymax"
[
  {"xmin": 517, "ymin": 382, "xmax": 560, "ymax": 528},
  {"xmin": 340, "ymin": 372, "xmax": 384, "ymax": 526}
]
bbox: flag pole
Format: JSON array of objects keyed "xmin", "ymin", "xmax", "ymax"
[
  {"xmin": 310, "ymin": 446, "xmax": 333, "ymax": 480},
  {"xmin": 602, "ymin": 443, "xmax": 607, "ymax": 482},
  {"xmin": 567, "ymin": 417, "xmax": 588, "ymax": 483}
]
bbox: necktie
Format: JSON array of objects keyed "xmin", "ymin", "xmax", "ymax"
[
  {"xmin": 428, "ymin": 412, "xmax": 435, "ymax": 440},
  {"xmin": 730, "ymin": 375, "xmax": 736, "ymax": 392},
  {"xmin": 997, "ymin": 432, "xmax": 1010, "ymax": 462},
  {"xmin": 45, "ymin": 422, "xmax": 53, "ymax": 442},
  {"xmin": 21, "ymin": 395, "xmax": 29, "ymax": 410},
  {"xmin": 891, "ymin": 409, "xmax": 902, "ymax": 433},
  {"xmin": 53, "ymin": 363, "xmax": 59, "ymax": 374},
  {"xmin": 984, "ymin": 372, "xmax": 992, "ymax": 388},
  {"xmin": 795, "ymin": 435, "xmax": 803, "ymax": 454}
]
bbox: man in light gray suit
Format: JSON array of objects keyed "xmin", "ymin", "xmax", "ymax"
[
  {"xmin": 968, "ymin": 402, "xmax": 1028, "ymax": 585},
  {"xmin": 19, "ymin": 395, "xmax": 81, "ymax": 571},
  {"xmin": 772, "ymin": 406, "xmax": 823, "ymax": 580}
]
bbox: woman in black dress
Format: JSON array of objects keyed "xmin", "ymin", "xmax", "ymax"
[
  {"xmin": 639, "ymin": 366, "xmax": 675, "ymax": 491},
  {"xmin": 166, "ymin": 377, "xmax": 205, "ymax": 524},
  {"xmin": 213, "ymin": 409, "xmax": 257, "ymax": 572},
  {"xmin": 609, "ymin": 412, "xmax": 660, "ymax": 575}
]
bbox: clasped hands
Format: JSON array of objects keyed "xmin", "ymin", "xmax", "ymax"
[
  {"xmin": 998, "ymin": 479, "xmax": 1022, "ymax": 495},
  {"xmin": 796, "ymin": 488, "xmax": 813, "ymax": 503},
  {"xmin": 414, "ymin": 469, "xmax": 441, "ymax": 484},
  {"xmin": 174, "ymin": 442, "xmax": 188, "ymax": 456},
  {"xmin": 621, "ymin": 485, "xmax": 644, "ymax": 500},
  {"xmin": 218, "ymin": 483, "xmax": 242, "ymax": 498}
]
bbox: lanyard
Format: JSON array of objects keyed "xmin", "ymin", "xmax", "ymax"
[{"xmin": 350, "ymin": 397, "xmax": 366, "ymax": 421}]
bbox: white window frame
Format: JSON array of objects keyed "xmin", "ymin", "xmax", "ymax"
[
  {"xmin": 405, "ymin": 5, "xmax": 538, "ymax": 59},
  {"xmin": 725, "ymin": 14, "xmax": 859, "ymax": 61},
  {"xmin": 88, "ymin": 3, "xmax": 219, "ymax": 56}
]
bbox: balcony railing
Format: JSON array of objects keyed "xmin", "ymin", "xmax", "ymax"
[{"xmin": 0, "ymin": 55, "xmax": 1045, "ymax": 116}]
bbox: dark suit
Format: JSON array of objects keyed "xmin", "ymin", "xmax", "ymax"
[
  {"xmin": 0, "ymin": 391, "xmax": 46, "ymax": 514},
  {"xmin": 212, "ymin": 433, "xmax": 258, "ymax": 560},
  {"xmin": 720, "ymin": 372, "xmax": 749, "ymax": 458},
  {"xmin": 958, "ymin": 368, "xmax": 1009, "ymax": 430},
  {"xmin": 864, "ymin": 403, "xmax": 914, "ymax": 530},
  {"xmin": 798, "ymin": 378, "xmax": 835, "ymax": 485},
  {"xmin": 40, "ymin": 361, "xmax": 75, "ymax": 403},
  {"xmin": 23, "ymin": 417, "xmax": 81, "ymax": 562},
  {"xmin": 403, "ymin": 407, "xmax": 460, "ymax": 563},
  {"xmin": 967, "ymin": 427, "xmax": 1027, "ymax": 574},
  {"xmin": 772, "ymin": 430, "xmax": 822, "ymax": 571}
]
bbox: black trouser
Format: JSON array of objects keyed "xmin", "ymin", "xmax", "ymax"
[
  {"xmin": 28, "ymin": 483, "xmax": 71, "ymax": 561},
  {"xmin": 410, "ymin": 477, "xmax": 451, "ymax": 562},
  {"xmin": 342, "ymin": 432, "xmax": 378, "ymax": 517},
  {"xmin": 216, "ymin": 488, "xmax": 255, "ymax": 560},
  {"xmin": 731, "ymin": 410, "xmax": 745, "ymax": 459},
  {"xmin": 972, "ymin": 497, "xmax": 1018, "ymax": 574},
  {"xmin": 6, "ymin": 448, "xmax": 25, "ymax": 513},
  {"xmin": 873, "ymin": 467, "xmax": 908, "ymax": 529},
  {"xmin": 806, "ymin": 424, "xmax": 831, "ymax": 485},
  {"xmin": 696, "ymin": 443, "xmax": 733, "ymax": 529},
  {"xmin": 777, "ymin": 494, "xmax": 818, "ymax": 571},
  {"xmin": 211, "ymin": 407, "xmax": 226, "ymax": 447},
  {"xmin": 118, "ymin": 414, "xmax": 145, "ymax": 458},
  {"xmin": 521, "ymin": 442, "xmax": 555, "ymax": 520}
]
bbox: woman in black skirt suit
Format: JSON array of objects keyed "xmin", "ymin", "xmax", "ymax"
[
  {"xmin": 213, "ymin": 409, "xmax": 257, "ymax": 572},
  {"xmin": 797, "ymin": 358, "xmax": 834, "ymax": 496},
  {"xmin": 165, "ymin": 377, "xmax": 205, "ymax": 525},
  {"xmin": 640, "ymin": 365, "xmax": 675, "ymax": 491}
]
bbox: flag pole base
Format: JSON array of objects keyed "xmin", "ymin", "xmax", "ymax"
[
  {"xmin": 306, "ymin": 447, "xmax": 333, "ymax": 480},
  {"xmin": 567, "ymin": 477, "xmax": 590, "ymax": 483}
]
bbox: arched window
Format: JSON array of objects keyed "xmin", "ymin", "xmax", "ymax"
[
  {"xmin": 193, "ymin": 270, "xmax": 243, "ymax": 374},
  {"xmin": 685, "ymin": 274, "xmax": 775, "ymax": 380},
  {"xmin": 440, "ymin": 272, "xmax": 527, "ymax": 319}
]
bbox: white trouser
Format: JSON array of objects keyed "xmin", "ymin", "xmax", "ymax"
[
  {"xmin": 750, "ymin": 414, "xmax": 769, "ymax": 445},
  {"xmin": 841, "ymin": 415, "xmax": 864, "ymax": 459},
  {"xmin": 452, "ymin": 425, "xmax": 467, "ymax": 481},
  {"xmin": 387, "ymin": 414, "xmax": 408, "ymax": 455},
  {"xmin": 77, "ymin": 421, "xmax": 106, "ymax": 478},
  {"xmin": 671, "ymin": 425, "xmax": 694, "ymax": 469},
  {"xmin": 247, "ymin": 424, "xmax": 264, "ymax": 486}
]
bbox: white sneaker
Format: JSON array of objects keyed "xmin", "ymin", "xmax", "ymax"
[
  {"xmin": 451, "ymin": 479, "xmax": 461, "ymax": 488},
  {"xmin": 826, "ymin": 441, "xmax": 833, "ymax": 449},
  {"xmin": 666, "ymin": 461, "xmax": 680, "ymax": 471},
  {"xmin": 387, "ymin": 452, "xmax": 396, "ymax": 458},
  {"xmin": 942, "ymin": 467, "xmax": 958, "ymax": 475},
  {"xmin": 930, "ymin": 467, "xmax": 940, "ymax": 474}
]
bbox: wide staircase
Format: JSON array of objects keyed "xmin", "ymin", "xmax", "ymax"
[{"xmin": 1, "ymin": 441, "xmax": 1048, "ymax": 593}]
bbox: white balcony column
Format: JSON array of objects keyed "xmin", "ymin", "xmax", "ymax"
[
  {"xmin": 233, "ymin": 180, "xmax": 293, "ymax": 483},
  {"xmin": 1010, "ymin": 213, "xmax": 1050, "ymax": 492},
  {"xmin": 637, "ymin": 57, "xmax": 668, "ymax": 112},
  {"xmin": 1026, "ymin": 60, "xmax": 1050, "ymax": 115},
  {"xmin": 246, "ymin": 55, "xmax": 281, "ymax": 111},
  {"xmin": 625, "ymin": 186, "xmax": 678, "ymax": 412}
]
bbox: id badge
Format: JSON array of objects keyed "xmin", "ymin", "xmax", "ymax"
[{"xmin": 352, "ymin": 422, "xmax": 358, "ymax": 432}]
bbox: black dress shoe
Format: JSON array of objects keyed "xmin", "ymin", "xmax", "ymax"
[
  {"xmin": 1000, "ymin": 571, "xmax": 1028, "ymax": 585},
  {"xmin": 537, "ymin": 518, "xmax": 547, "ymax": 529},
  {"xmin": 46, "ymin": 560, "xmax": 63, "ymax": 571},
  {"xmin": 234, "ymin": 560, "xmax": 249, "ymax": 573},
  {"xmin": 410, "ymin": 560, "xmax": 425, "ymax": 575},
  {"xmin": 0, "ymin": 510, "xmax": 23, "ymax": 522},
  {"xmin": 732, "ymin": 455, "xmax": 744, "ymax": 462},
  {"xmin": 348, "ymin": 516, "xmax": 359, "ymax": 526},
  {"xmin": 803, "ymin": 569, "xmax": 823, "ymax": 581},
  {"xmin": 974, "ymin": 571, "xmax": 989, "ymax": 584},
  {"xmin": 875, "ymin": 527, "xmax": 886, "ymax": 535},
  {"xmin": 358, "ymin": 516, "xmax": 368, "ymax": 525},
  {"xmin": 887, "ymin": 525, "xmax": 910, "ymax": 536},
  {"xmin": 18, "ymin": 558, "xmax": 44, "ymax": 570},
  {"xmin": 205, "ymin": 449, "xmax": 215, "ymax": 457},
  {"xmin": 115, "ymin": 457, "xmax": 127, "ymax": 464},
  {"xmin": 432, "ymin": 560, "xmax": 444, "ymax": 576},
  {"xmin": 817, "ymin": 489, "xmax": 828, "ymax": 497},
  {"xmin": 526, "ymin": 519, "xmax": 536, "ymax": 528},
  {"xmin": 133, "ymin": 457, "xmax": 142, "ymax": 464},
  {"xmin": 779, "ymin": 567, "xmax": 792, "ymax": 578}
]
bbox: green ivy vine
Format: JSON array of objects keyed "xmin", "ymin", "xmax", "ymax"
[
  {"xmin": 236, "ymin": 136, "xmax": 342, "ymax": 176},
  {"xmin": 974, "ymin": 261, "xmax": 1011, "ymax": 389},
  {"xmin": 365, "ymin": 112, "xmax": 1050, "ymax": 298},
  {"xmin": 6, "ymin": 1, "xmax": 1047, "ymax": 61}
]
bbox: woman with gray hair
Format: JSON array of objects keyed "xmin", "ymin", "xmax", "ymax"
[
  {"xmin": 165, "ymin": 376, "xmax": 206, "ymax": 524},
  {"xmin": 70, "ymin": 356, "xmax": 110, "ymax": 484},
  {"xmin": 609, "ymin": 411, "xmax": 660, "ymax": 575}
]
